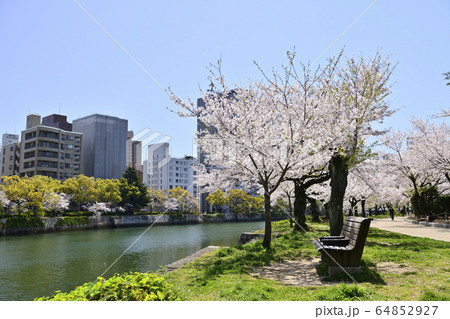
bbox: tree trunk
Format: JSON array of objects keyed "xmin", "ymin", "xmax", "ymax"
[
  {"xmin": 375, "ymin": 204, "xmax": 379, "ymax": 216},
  {"xmin": 328, "ymin": 155, "xmax": 348, "ymax": 235},
  {"xmin": 287, "ymin": 194, "xmax": 294, "ymax": 227},
  {"xmin": 262, "ymin": 191, "xmax": 272, "ymax": 249},
  {"xmin": 324, "ymin": 201, "xmax": 330, "ymax": 219},
  {"xmin": 361, "ymin": 199, "xmax": 366, "ymax": 217},
  {"xmin": 293, "ymin": 183, "xmax": 308, "ymax": 231},
  {"xmin": 310, "ymin": 197, "xmax": 320, "ymax": 222}
]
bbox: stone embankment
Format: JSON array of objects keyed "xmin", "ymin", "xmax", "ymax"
[{"xmin": 0, "ymin": 213, "xmax": 274, "ymax": 236}]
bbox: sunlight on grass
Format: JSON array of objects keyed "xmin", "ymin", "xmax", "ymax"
[{"xmin": 167, "ymin": 220, "xmax": 450, "ymax": 301}]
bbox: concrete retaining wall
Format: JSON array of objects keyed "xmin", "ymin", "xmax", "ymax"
[
  {"xmin": 404, "ymin": 217, "xmax": 450, "ymax": 229},
  {"xmin": 0, "ymin": 213, "xmax": 277, "ymax": 236}
]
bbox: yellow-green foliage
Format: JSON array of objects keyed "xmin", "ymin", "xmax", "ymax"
[
  {"xmin": 207, "ymin": 189, "xmax": 227, "ymax": 211},
  {"xmin": 36, "ymin": 272, "xmax": 179, "ymax": 301},
  {"xmin": 224, "ymin": 189, "xmax": 264, "ymax": 214},
  {"xmin": 0, "ymin": 175, "xmax": 61, "ymax": 216},
  {"xmin": 168, "ymin": 186, "xmax": 199, "ymax": 213},
  {"xmin": 60, "ymin": 175, "xmax": 98, "ymax": 206},
  {"xmin": 148, "ymin": 188, "xmax": 167, "ymax": 212}
]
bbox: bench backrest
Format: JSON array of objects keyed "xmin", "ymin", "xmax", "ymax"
[{"xmin": 341, "ymin": 216, "xmax": 372, "ymax": 251}]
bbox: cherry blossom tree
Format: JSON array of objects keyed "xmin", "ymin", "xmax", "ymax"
[
  {"xmin": 382, "ymin": 116, "xmax": 449, "ymax": 215},
  {"xmin": 171, "ymin": 56, "xmax": 338, "ymax": 247},
  {"xmin": 170, "ymin": 51, "xmax": 395, "ymax": 245},
  {"xmin": 408, "ymin": 118, "xmax": 450, "ymax": 184},
  {"xmin": 322, "ymin": 53, "xmax": 396, "ymax": 234},
  {"xmin": 0, "ymin": 190, "xmax": 10, "ymax": 212}
]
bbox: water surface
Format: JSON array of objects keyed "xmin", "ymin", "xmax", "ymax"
[{"xmin": 0, "ymin": 221, "xmax": 264, "ymax": 300}]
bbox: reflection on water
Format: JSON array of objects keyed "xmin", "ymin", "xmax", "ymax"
[{"xmin": 0, "ymin": 221, "xmax": 264, "ymax": 300}]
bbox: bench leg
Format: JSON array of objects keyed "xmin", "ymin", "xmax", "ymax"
[{"xmin": 328, "ymin": 266, "xmax": 362, "ymax": 277}]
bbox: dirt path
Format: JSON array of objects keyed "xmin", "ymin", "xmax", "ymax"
[{"xmin": 370, "ymin": 218, "xmax": 450, "ymax": 242}]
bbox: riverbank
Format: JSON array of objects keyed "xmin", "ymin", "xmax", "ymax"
[
  {"xmin": 0, "ymin": 213, "xmax": 283, "ymax": 236},
  {"xmin": 165, "ymin": 220, "xmax": 450, "ymax": 301}
]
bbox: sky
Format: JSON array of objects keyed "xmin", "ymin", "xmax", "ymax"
[{"xmin": 0, "ymin": 0, "xmax": 449, "ymax": 158}]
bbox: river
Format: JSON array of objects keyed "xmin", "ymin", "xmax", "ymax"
[{"xmin": 0, "ymin": 221, "xmax": 264, "ymax": 300}]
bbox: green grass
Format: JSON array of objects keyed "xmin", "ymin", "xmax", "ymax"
[{"xmin": 166, "ymin": 219, "xmax": 450, "ymax": 301}]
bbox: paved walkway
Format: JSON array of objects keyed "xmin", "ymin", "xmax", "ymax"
[{"xmin": 370, "ymin": 218, "xmax": 450, "ymax": 242}]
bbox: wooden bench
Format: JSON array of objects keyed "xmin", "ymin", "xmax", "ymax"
[{"xmin": 313, "ymin": 216, "xmax": 372, "ymax": 277}]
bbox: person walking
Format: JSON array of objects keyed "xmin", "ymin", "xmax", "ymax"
[{"xmin": 389, "ymin": 207, "xmax": 394, "ymax": 220}]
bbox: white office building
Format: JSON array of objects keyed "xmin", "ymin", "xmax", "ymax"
[
  {"xmin": 0, "ymin": 133, "xmax": 20, "ymax": 176},
  {"xmin": 143, "ymin": 143, "xmax": 197, "ymax": 197}
]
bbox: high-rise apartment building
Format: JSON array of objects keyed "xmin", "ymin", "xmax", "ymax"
[
  {"xmin": 19, "ymin": 115, "xmax": 82, "ymax": 180},
  {"xmin": 73, "ymin": 114, "xmax": 128, "ymax": 179},
  {"xmin": 1, "ymin": 133, "xmax": 20, "ymax": 177},
  {"xmin": 143, "ymin": 143, "xmax": 197, "ymax": 197}
]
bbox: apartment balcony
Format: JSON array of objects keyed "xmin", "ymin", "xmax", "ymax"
[
  {"xmin": 24, "ymin": 142, "xmax": 36, "ymax": 150},
  {"xmin": 37, "ymin": 142, "xmax": 59, "ymax": 151},
  {"xmin": 23, "ymin": 161, "xmax": 35, "ymax": 169},
  {"xmin": 38, "ymin": 131, "xmax": 60, "ymax": 140}
]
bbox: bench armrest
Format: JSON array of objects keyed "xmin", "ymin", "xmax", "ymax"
[
  {"xmin": 319, "ymin": 238, "xmax": 350, "ymax": 246},
  {"xmin": 319, "ymin": 236, "xmax": 345, "ymax": 240}
]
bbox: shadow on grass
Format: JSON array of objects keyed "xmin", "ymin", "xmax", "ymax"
[
  {"xmin": 318, "ymin": 260, "xmax": 387, "ymax": 285},
  {"xmin": 190, "ymin": 242, "xmax": 281, "ymax": 286}
]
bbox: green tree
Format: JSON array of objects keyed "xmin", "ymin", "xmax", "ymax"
[
  {"xmin": 225, "ymin": 189, "xmax": 251, "ymax": 214},
  {"xmin": 206, "ymin": 189, "xmax": 227, "ymax": 212},
  {"xmin": 0, "ymin": 175, "xmax": 61, "ymax": 216},
  {"xmin": 248, "ymin": 195, "xmax": 264, "ymax": 214},
  {"xmin": 119, "ymin": 166, "xmax": 150, "ymax": 210},
  {"xmin": 168, "ymin": 186, "xmax": 199, "ymax": 214},
  {"xmin": 148, "ymin": 188, "xmax": 167, "ymax": 213},
  {"xmin": 60, "ymin": 175, "xmax": 99, "ymax": 210},
  {"xmin": 95, "ymin": 178, "xmax": 122, "ymax": 205}
]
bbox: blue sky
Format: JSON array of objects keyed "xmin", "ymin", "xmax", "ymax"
[{"xmin": 0, "ymin": 0, "xmax": 449, "ymax": 158}]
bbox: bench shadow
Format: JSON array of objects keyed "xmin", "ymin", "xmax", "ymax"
[{"xmin": 318, "ymin": 259, "xmax": 387, "ymax": 285}]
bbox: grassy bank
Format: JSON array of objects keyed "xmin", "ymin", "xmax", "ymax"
[
  {"xmin": 166, "ymin": 220, "xmax": 450, "ymax": 301},
  {"xmin": 36, "ymin": 219, "xmax": 449, "ymax": 301}
]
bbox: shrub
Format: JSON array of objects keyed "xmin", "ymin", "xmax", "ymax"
[
  {"xmin": 432, "ymin": 195, "xmax": 450, "ymax": 216},
  {"xmin": 61, "ymin": 211, "xmax": 94, "ymax": 217},
  {"xmin": 54, "ymin": 217, "xmax": 90, "ymax": 227},
  {"xmin": 3, "ymin": 217, "xmax": 45, "ymax": 229},
  {"xmin": 410, "ymin": 186, "xmax": 439, "ymax": 216},
  {"xmin": 35, "ymin": 272, "xmax": 180, "ymax": 301}
]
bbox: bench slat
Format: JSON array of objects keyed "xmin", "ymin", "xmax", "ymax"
[{"xmin": 312, "ymin": 217, "xmax": 372, "ymax": 271}]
